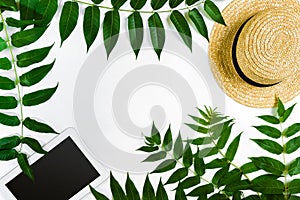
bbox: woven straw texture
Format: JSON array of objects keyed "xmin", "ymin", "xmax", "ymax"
[{"xmin": 209, "ymin": 0, "xmax": 300, "ymax": 108}]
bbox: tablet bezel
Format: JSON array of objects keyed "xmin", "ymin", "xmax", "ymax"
[{"xmin": 0, "ymin": 128, "xmax": 109, "ymax": 200}]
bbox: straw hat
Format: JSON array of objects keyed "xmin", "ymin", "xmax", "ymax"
[{"xmin": 209, "ymin": 0, "xmax": 300, "ymax": 108}]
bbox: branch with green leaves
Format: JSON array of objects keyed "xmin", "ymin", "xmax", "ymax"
[
  {"xmin": 90, "ymin": 98, "xmax": 300, "ymax": 199},
  {"xmin": 58, "ymin": 0, "xmax": 226, "ymax": 59},
  {"xmin": 0, "ymin": 0, "xmax": 59, "ymax": 181}
]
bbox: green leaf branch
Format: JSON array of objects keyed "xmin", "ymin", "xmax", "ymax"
[
  {"xmin": 91, "ymin": 98, "xmax": 300, "ymax": 199},
  {"xmin": 0, "ymin": 0, "xmax": 59, "ymax": 181},
  {"xmin": 59, "ymin": 0, "xmax": 226, "ymax": 58}
]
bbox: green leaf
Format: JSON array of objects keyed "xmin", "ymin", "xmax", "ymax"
[
  {"xmin": 0, "ymin": 96, "xmax": 18, "ymax": 109},
  {"xmin": 185, "ymin": 123, "xmax": 208, "ymax": 134},
  {"xmin": 59, "ymin": 1, "xmax": 79, "ymax": 46},
  {"xmin": 225, "ymin": 133, "xmax": 241, "ymax": 161},
  {"xmin": 0, "ymin": 37, "xmax": 7, "ymax": 51},
  {"xmin": 243, "ymin": 195, "xmax": 261, "ymax": 200},
  {"xmin": 290, "ymin": 196, "xmax": 300, "ymax": 200},
  {"xmin": 253, "ymin": 125, "xmax": 281, "ymax": 139},
  {"xmin": 183, "ymin": 143, "xmax": 193, "ymax": 168},
  {"xmin": 212, "ymin": 164, "xmax": 230, "ymax": 186},
  {"xmin": 285, "ymin": 136, "xmax": 300, "ymax": 154},
  {"xmin": 188, "ymin": 115, "xmax": 209, "ymax": 126},
  {"xmin": 34, "ymin": 0, "xmax": 58, "ymax": 26},
  {"xmin": 162, "ymin": 125, "xmax": 172, "ymax": 151},
  {"xmin": 130, "ymin": 0, "xmax": 146, "ymax": 10},
  {"xmin": 282, "ymin": 103, "xmax": 296, "ymax": 122},
  {"xmin": 125, "ymin": 173, "xmax": 140, "ymax": 200},
  {"xmin": 156, "ymin": 178, "xmax": 168, "ymax": 200},
  {"xmin": 19, "ymin": 61, "xmax": 55, "ymax": 87},
  {"xmin": 169, "ymin": 0, "xmax": 183, "ymax": 8},
  {"xmin": 165, "ymin": 167, "xmax": 188, "ymax": 185},
  {"xmin": 11, "ymin": 26, "xmax": 48, "ymax": 47},
  {"xmin": 0, "ymin": 112, "xmax": 20, "ymax": 126},
  {"xmin": 151, "ymin": 122, "xmax": 161, "ymax": 145},
  {"xmin": 6, "ymin": 18, "xmax": 37, "ymax": 28},
  {"xmin": 196, "ymin": 107, "xmax": 210, "ymax": 120},
  {"xmin": 128, "ymin": 11, "xmax": 143, "ymax": 58},
  {"xmin": 240, "ymin": 162, "xmax": 259, "ymax": 174},
  {"xmin": 251, "ymin": 139, "xmax": 283, "ymax": 155},
  {"xmin": 175, "ymin": 183, "xmax": 187, "ymax": 200},
  {"xmin": 252, "ymin": 175, "xmax": 284, "ymax": 194},
  {"xmin": 83, "ymin": 6, "xmax": 100, "ymax": 52},
  {"xmin": 89, "ymin": 185, "xmax": 109, "ymax": 200},
  {"xmin": 288, "ymin": 158, "xmax": 300, "ymax": 176},
  {"xmin": 0, "ymin": 149, "xmax": 18, "ymax": 160},
  {"xmin": 204, "ymin": 0, "xmax": 226, "ymax": 25},
  {"xmin": 0, "ymin": 57, "xmax": 11, "ymax": 70},
  {"xmin": 170, "ymin": 10, "xmax": 192, "ymax": 51},
  {"xmin": 137, "ymin": 146, "xmax": 159, "ymax": 152},
  {"xmin": 250, "ymin": 157, "xmax": 285, "ymax": 176},
  {"xmin": 148, "ymin": 12, "xmax": 165, "ymax": 59},
  {"xmin": 110, "ymin": 172, "xmax": 126, "ymax": 200},
  {"xmin": 218, "ymin": 169, "xmax": 242, "ymax": 186},
  {"xmin": 92, "ymin": 0, "xmax": 103, "ymax": 4},
  {"xmin": 0, "ymin": 136, "xmax": 20, "ymax": 150},
  {"xmin": 22, "ymin": 84, "xmax": 58, "ymax": 106},
  {"xmin": 180, "ymin": 176, "xmax": 200, "ymax": 189},
  {"xmin": 194, "ymin": 150, "xmax": 205, "ymax": 175},
  {"xmin": 186, "ymin": 0, "xmax": 198, "ymax": 6},
  {"xmin": 262, "ymin": 194, "xmax": 284, "ymax": 200},
  {"xmin": 208, "ymin": 194, "xmax": 227, "ymax": 200},
  {"xmin": 289, "ymin": 179, "xmax": 300, "ymax": 194},
  {"xmin": 0, "ymin": 76, "xmax": 15, "ymax": 90},
  {"xmin": 206, "ymin": 158, "xmax": 227, "ymax": 169},
  {"xmin": 0, "ymin": 0, "xmax": 17, "ymax": 11},
  {"xmin": 197, "ymin": 147, "xmax": 218, "ymax": 158},
  {"xmin": 23, "ymin": 117, "xmax": 57, "ymax": 133},
  {"xmin": 189, "ymin": 137, "xmax": 213, "ymax": 145},
  {"xmin": 187, "ymin": 184, "xmax": 214, "ymax": 196},
  {"xmin": 16, "ymin": 44, "xmax": 54, "ymax": 67},
  {"xmin": 151, "ymin": 159, "xmax": 176, "ymax": 173},
  {"xmin": 103, "ymin": 10, "xmax": 120, "ymax": 58},
  {"xmin": 20, "ymin": 0, "xmax": 39, "ymax": 22},
  {"xmin": 224, "ymin": 180, "xmax": 251, "ymax": 193},
  {"xmin": 284, "ymin": 123, "xmax": 300, "ymax": 137},
  {"xmin": 258, "ymin": 115, "xmax": 280, "ymax": 124},
  {"xmin": 188, "ymin": 8, "xmax": 209, "ymax": 41},
  {"xmin": 173, "ymin": 134, "xmax": 183, "ymax": 160},
  {"xmin": 233, "ymin": 192, "xmax": 242, "ymax": 200},
  {"xmin": 17, "ymin": 153, "xmax": 34, "ymax": 181},
  {"xmin": 111, "ymin": 0, "xmax": 126, "ymax": 8},
  {"xmin": 0, "ymin": 22, "xmax": 2, "ymax": 31},
  {"xmin": 151, "ymin": 0, "xmax": 167, "ymax": 10},
  {"xmin": 277, "ymin": 98, "xmax": 285, "ymax": 117},
  {"xmin": 217, "ymin": 124, "xmax": 233, "ymax": 149},
  {"xmin": 143, "ymin": 151, "xmax": 166, "ymax": 162},
  {"xmin": 143, "ymin": 175, "xmax": 155, "ymax": 200},
  {"xmin": 21, "ymin": 137, "xmax": 47, "ymax": 154}
]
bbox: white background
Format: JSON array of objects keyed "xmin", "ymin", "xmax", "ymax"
[{"xmin": 1, "ymin": 0, "xmax": 300, "ymax": 199}]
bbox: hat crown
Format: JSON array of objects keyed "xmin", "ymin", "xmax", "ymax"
[{"xmin": 236, "ymin": 8, "xmax": 300, "ymax": 85}]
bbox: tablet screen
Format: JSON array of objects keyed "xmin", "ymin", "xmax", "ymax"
[{"xmin": 6, "ymin": 137, "xmax": 100, "ymax": 200}]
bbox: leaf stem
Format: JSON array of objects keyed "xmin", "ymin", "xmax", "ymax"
[
  {"xmin": 280, "ymin": 123, "xmax": 289, "ymax": 200},
  {"xmin": 0, "ymin": 12, "xmax": 25, "ymax": 139},
  {"xmin": 74, "ymin": 0, "xmax": 204, "ymax": 14}
]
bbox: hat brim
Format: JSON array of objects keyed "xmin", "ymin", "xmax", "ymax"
[{"xmin": 209, "ymin": 0, "xmax": 300, "ymax": 108}]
